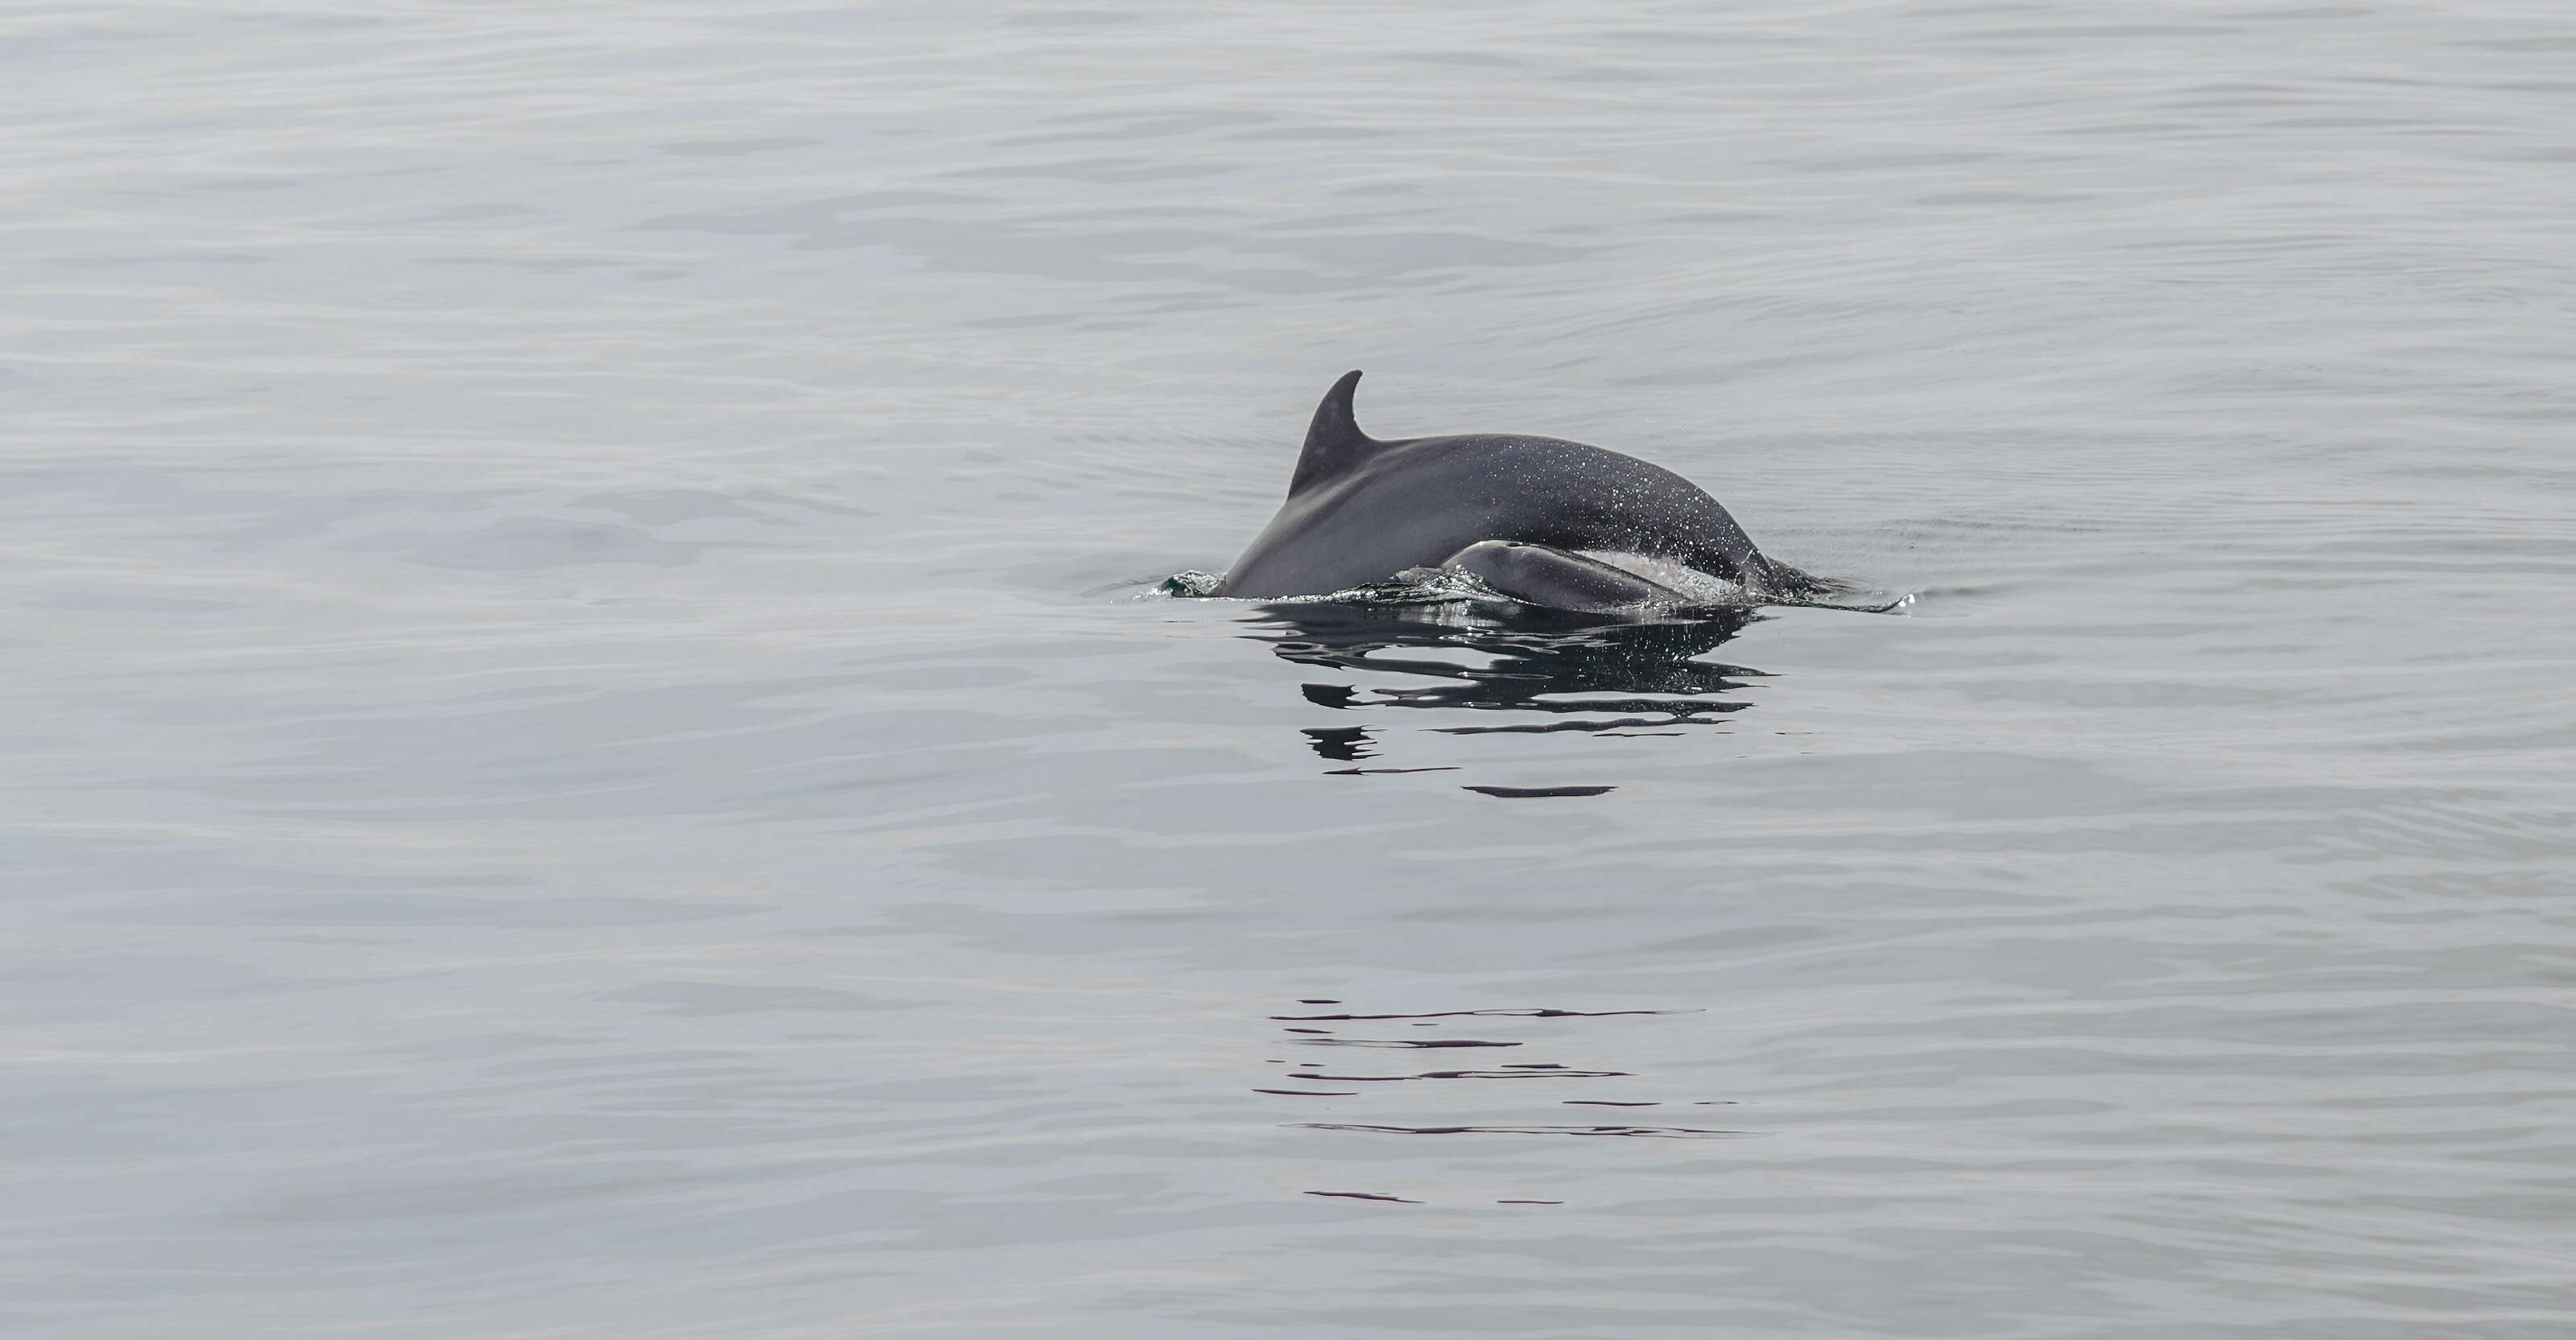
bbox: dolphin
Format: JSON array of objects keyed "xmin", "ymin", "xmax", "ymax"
[{"xmin": 1216, "ymin": 371, "xmax": 1823, "ymax": 611}]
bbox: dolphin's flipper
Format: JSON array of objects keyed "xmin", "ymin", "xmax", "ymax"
[
  {"xmin": 1286, "ymin": 369, "xmax": 1378, "ymax": 494},
  {"xmin": 1439, "ymin": 541, "xmax": 1699, "ymax": 613}
]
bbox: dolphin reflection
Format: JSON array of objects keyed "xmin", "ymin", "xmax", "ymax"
[{"xmin": 1241, "ymin": 600, "xmax": 1766, "ymax": 765}]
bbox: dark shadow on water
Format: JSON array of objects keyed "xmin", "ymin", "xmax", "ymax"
[
  {"xmin": 1241, "ymin": 600, "xmax": 1768, "ymax": 773},
  {"xmin": 1301, "ymin": 725, "xmax": 1373, "ymax": 761}
]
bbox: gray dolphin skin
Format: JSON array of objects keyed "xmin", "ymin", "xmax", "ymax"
[{"xmin": 1217, "ymin": 371, "xmax": 1820, "ymax": 609}]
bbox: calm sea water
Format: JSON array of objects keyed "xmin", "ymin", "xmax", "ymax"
[{"xmin": 7, "ymin": 2, "xmax": 2575, "ymax": 1335}]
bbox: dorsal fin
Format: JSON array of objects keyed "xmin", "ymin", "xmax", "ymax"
[{"xmin": 1287, "ymin": 369, "xmax": 1377, "ymax": 494}]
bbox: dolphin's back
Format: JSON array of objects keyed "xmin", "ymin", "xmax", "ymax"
[
  {"xmin": 1220, "ymin": 433, "xmax": 1773, "ymax": 598},
  {"xmin": 1216, "ymin": 372, "xmax": 1811, "ymax": 600}
]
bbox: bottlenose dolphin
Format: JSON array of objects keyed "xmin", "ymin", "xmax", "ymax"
[{"xmin": 1218, "ymin": 372, "xmax": 1823, "ymax": 612}]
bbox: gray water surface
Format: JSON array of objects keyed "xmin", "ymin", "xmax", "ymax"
[{"xmin": 7, "ymin": 2, "xmax": 2576, "ymax": 1336}]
